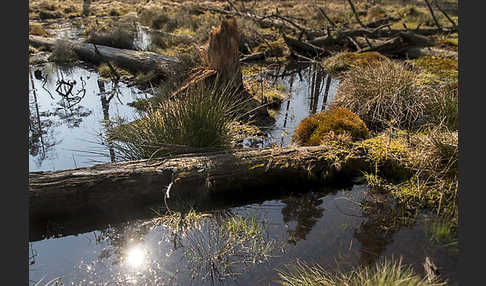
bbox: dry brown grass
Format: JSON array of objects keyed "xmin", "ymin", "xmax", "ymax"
[{"xmin": 331, "ymin": 60, "xmax": 426, "ymax": 131}]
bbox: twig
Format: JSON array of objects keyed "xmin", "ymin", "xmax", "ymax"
[
  {"xmin": 346, "ymin": 36, "xmax": 361, "ymax": 51},
  {"xmin": 433, "ymin": 0, "xmax": 457, "ymax": 29},
  {"xmin": 226, "ymin": 0, "xmax": 239, "ymax": 12},
  {"xmin": 364, "ymin": 35, "xmax": 373, "ymax": 48},
  {"xmin": 346, "ymin": 0, "xmax": 366, "ymax": 28},
  {"xmin": 424, "ymin": 0, "xmax": 443, "ymax": 30},
  {"xmin": 316, "ymin": 5, "xmax": 337, "ymax": 28}
]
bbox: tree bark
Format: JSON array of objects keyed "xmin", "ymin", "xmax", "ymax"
[
  {"xmin": 29, "ymin": 146, "xmax": 368, "ymax": 222},
  {"xmin": 29, "ymin": 35, "xmax": 180, "ymax": 75},
  {"xmin": 207, "ymin": 17, "xmax": 244, "ymax": 91}
]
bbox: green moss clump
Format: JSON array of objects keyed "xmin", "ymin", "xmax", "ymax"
[
  {"xmin": 97, "ymin": 64, "xmax": 131, "ymax": 79},
  {"xmin": 245, "ymin": 79, "xmax": 287, "ymax": 107},
  {"xmin": 29, "ymin": 23, "xmax": 50, "ymax": 37},
  {"xmin": 413, "ymin": 56, "xmax": 458, "ymax": 80},
  {"xmin": 241, "ymin": 64, "xmax": 265, "ymax": 77},
  {"xmin": 367, "ymin": 5, "xmax": 387, "ymax": 21},
  {"xmin": 293, "ymin": 107, "xmax": 369, "ymax": 146},
  {"xmin": 253, "ymin": 39, "xmax": 286, "ymax": 57},
  {"xmin": 321, "ymin": 52, "xmax": 388, "ymax": 75},
  {"xmin": 29, "ymin": 45, "xmax": 39, "ymax": 55}
]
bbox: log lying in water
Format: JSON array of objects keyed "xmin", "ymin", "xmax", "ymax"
[
  {"xmin": 29, "ymin": 146, "xmax": 368, "ymax": 222},
  {"xmin": 29, "ymin": 35, "xmax": 180, "ymax": 74}
]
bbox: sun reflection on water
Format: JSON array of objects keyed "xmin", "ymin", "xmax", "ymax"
[{"xmin": 125, "ymin": 245, "xmax": 146, "ymax": 269}]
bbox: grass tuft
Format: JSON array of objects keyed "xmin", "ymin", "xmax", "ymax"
[
  {"xmin": 331, "ymin": 60, "xmax": 425, "ymax": 131},
  {"xmin": 107, "ymin": 83, "xmax": 245, "ymax": 160},
  {"xmin": 277, "ymin": 258, "xmax": 445, "ymax": 286}
]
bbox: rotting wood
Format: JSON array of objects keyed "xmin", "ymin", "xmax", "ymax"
[
  {"xmin": 29, "ymin": 146, "xmax": 369, "ymax": 222},
  {"xmin": 29, "ymin": 35, "xmax": 180, "ymax": 75},
  {"xmin": 283, "ymin": 33, "xmax": 330, "ymax": 58}
]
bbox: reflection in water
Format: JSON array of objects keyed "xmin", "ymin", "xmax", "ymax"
[
  {"xmin": 281, "ymin": 192, "xmax": 324, "ymax": 245},
  {"xmin": 28, "ymin": 185, "xmax": 458, "ymax": 286},
  {"xmin": 354, "ymin": 190, "xmax": 417, "ymax": 267},
  {"xmin": 28, "ymin": 63, "xmax": 150, "ymax": 171},
  {"xmin": 29, "ymin": 70, "xmax": 59, "ymax": 168},
  {"xmin": 256, "ymin": 63, "xmax": 339, "ymax": 147},
  {"xmin": 125, "ymin": 245, "xmax": 146, "ymax": 268}
]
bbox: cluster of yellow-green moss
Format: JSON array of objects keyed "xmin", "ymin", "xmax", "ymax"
[
  {"xmin": 29, "ymin": 23, "xmax": 50, "ymax": 37},
  {"xmin": 413, "ymin": 56, "xmax": 457, "ymax": 80},
  {"xmin": 292, "ymin": 107, "xmax": 369, "ymax": 146},
  {"xmin": 321, "ymin": 52, "xmax": 388, "ymax": 75},
  {"xmin": 245, "ymin": 78, "xmax": 288, "ymax": 108},
  {"xmin": 97, "ymin": 64, "xmax": 131, "ymax": 79},
  {"xmin": 253, "ymin": 38, "xmax": 287, "ymax": 57}
]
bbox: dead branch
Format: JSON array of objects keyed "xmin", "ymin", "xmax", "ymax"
[
  {"xmin": 433, "ymin": 0, "xmax": 457, "ymax": 29},
  {"xmin": 283, "ymin": 33, "xmax": 330, "ymax": 58},
  {"xmin": 316, "ymin": 5, "xmax": 337, "ymax": 28},
  {"xmin": 424, "ymin": 0, "xmax": 443, "ymax": 30},
  {"xmin": 346, "ymin": 0, "xmax": 366, "ymax": 28}
]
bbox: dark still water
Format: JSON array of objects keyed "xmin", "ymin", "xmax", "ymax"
[
  {"xmin": 28, "ymin": 63, "xmax": 151, "ymax": 172},
  {"xmin": 240, "ymin": 62, "xmax": 340, "ymax": 148},
  {"xmin": 29, "ymin": 184, "xmax": 458, "ymax": 285}
]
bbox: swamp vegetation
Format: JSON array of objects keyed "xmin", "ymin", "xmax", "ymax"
[{"xmin": 29, "ymin": 0, "xmax": 458, "ymax": 285}]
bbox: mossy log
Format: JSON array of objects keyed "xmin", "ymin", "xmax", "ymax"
[
  {"xmin": 29, "ymin": 146, "xmax": 368, "ymax": 222},
  {"xmin": 29, "ymin": 35, "xmax": 180, "ymax": 74}
]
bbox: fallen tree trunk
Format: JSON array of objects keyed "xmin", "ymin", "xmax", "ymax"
[
  {"xmin": 283, "ymin": 34, "xmax": 331, "ymax": 58},
  {"xmin": 29, "ymin": 146, "xmax": 368, "ymax": 222},
  {"xmin": 29, "ymin": 35, "xmax": 180, "ymax": 75}
]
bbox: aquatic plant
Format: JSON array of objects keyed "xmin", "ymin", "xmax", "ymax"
[
  {"xmin": 183, "ymin": 213, "xmax": 275, "ymax": 284},
  {"xmin": 108, "ymin": 83, "xmax": 245, "ymax": 160},
  {"xmin": 331, "ymin": 60, "xmax": 424, "ymax": 131},
  {"xmin": 426, "ymin": 217, "xmax": 458, "ymax": 247},
  {"xmin": 245, "ymin": 78, "xmax": 288, "ymax": 107},
  {"xmin": 293, "ymin": 107, "xmax": 369, "ymax": 146},
  {"xmin": 277, "ymin": 258, "xmax": 445, "ymax": 286}
]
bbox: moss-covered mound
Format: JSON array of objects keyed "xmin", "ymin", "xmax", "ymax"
[
  {"xmin": 413, "ymin": 56, "xmax": 458, "ymax": 83},
  {"xmin": 321, "ymin": 51, "xmax": 388, "ymax": 75},
  {"xmin": 292, "ymin": 107, "xmax": 369, "ymax": 146}
]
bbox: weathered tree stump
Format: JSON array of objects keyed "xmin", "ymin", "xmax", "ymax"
[{"xmin": 207, "ymin": 17, "xmax": 244, "ymax": 93}]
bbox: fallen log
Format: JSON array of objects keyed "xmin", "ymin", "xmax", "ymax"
[
  {"xmin": 29, "ymin": 146, "xmax": 368, "ymax": 222},
  {"xmin": 283, "ymin": 34, "xmax": 331, "ymax": 58},
  {"xmin": 29, "ymin": 35, "xmax": 180, "ymax": 75}
]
